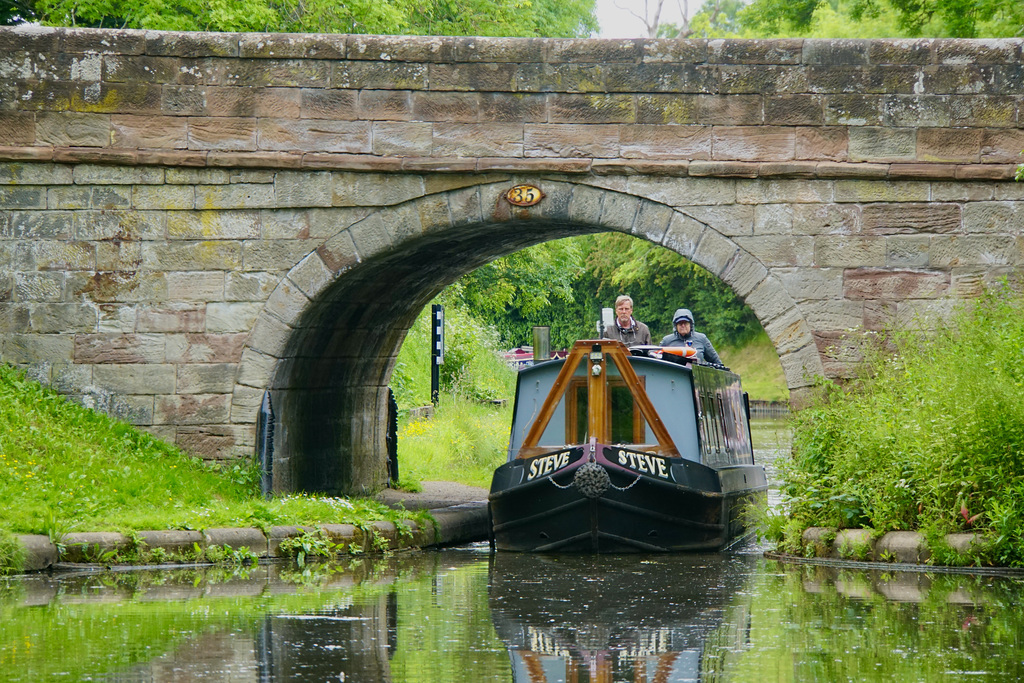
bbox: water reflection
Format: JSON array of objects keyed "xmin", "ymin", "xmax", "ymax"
[
  {"xmin": 489, "ymin": 552, "xmax": 757, "ymax": 682},
  {"xmin": 4, "ymin": 423, "xmax": 1024, "ymax": 681},
  {"xmin": 2, "ymin": 550, "xmax": 1024, "ymax": 681}
]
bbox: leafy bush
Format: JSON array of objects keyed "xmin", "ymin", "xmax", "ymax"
[{"xmin": 780, "ymin": 283, "xmax": 1024, "ymax": 566}]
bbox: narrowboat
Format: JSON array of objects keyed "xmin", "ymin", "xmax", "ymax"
[{"xmin": 488, "ymin": 339, "xmax": 767, "ymax": 552}]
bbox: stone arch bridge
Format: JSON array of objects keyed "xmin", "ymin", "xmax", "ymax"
[{"xmin": 1, "ymin": 26, "xmax": 1023, "ymax": 494}]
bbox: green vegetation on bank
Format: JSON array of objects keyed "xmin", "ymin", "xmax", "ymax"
[
  {"xmin": 0, "ymin": 364, "xmax": 425, "ymax": 573},
  {"xmin": 765, "ymin": 284, "xmax": 1024, "ymax": 566}
]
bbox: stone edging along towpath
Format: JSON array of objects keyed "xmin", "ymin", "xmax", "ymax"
[
  {"xmin": 785, "ymin": 527, "xmax": 992, "ymax": 565},
  {"xmin": 15, "ymin": 502, "xmax": 491, "ymax": 573}
]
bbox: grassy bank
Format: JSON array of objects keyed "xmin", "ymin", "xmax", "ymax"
[
  {"xmin": 719, "ymin": 330, "xmax": 789, "ymax": 403},
  {"xmin": 764, "ymin": 284, "xmax": 1024, "ymax": 567},
  {"xmin": 0, "ymin": 365, "xmax": 425, "ymax": 573}
]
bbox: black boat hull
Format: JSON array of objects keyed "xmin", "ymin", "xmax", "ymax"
[{"xmin": 489, "ymin": 445, "xmax": 767, "ymax": 553}]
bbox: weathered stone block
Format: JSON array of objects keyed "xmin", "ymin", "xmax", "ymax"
[
  {"xmin": 236, "ymin": 347, "xmax": 277, "ymax": 388},
  {"xmin": 258, "ymin": 118, "xmax": 370, "ymax": 153},
  {"xmin": 167, "ymin": 210, "xmax": 260, "ymax": 239},
  {"xmin": 833, "ymin": 180, "xmax": 929, "ymax": 203},
  {"xmin": 257, "ymin": 209, "xmax": 309, "ymax": 240},
  {"xmin": 5, "ymin": 211, "xmax": 72, "ymax": 239},
  {"xmin": 762, "ymin": 306, "xmax": 815, "ymax": 355},
  {"xmin": 176, "ymin": 363, "xmax": 236, "ymax": 394},
  {"xmin": 862, "ymin": 203, "xmax": 961, "ymax": 234},
  {"xmin": 331, "ymin": 172, "xmax": 424, "ymax": 208},
  {"xmin": 620, "ymin": 125, "xmax": 711, "ymax": 160},
  {"xmin": 97, "ymin": 304, "xmax": 136, "ymax": 333},
  {"xmin": 111, "ymin": 114, "xmax": 187, "ymax": 148},
  {"xmin": 93, "ymin": 363, "xmax": 175, "ymax": 394},
  {"xmin": 962, "ymin": 201, "xmax": 1024, "ymax": 233},
  {"xmin": 524, "ymin": 123, "xmax": 618, "ymax": 158},
  {"xmin": 242, "ymin": 239, "xmax": 317, "ymax": 272},
  {"xmin": 692, "ymin": 228, "xmax": 738, "ymax": 276},
  {"xmin": 627, "ymin": 176, "xmax": 736, "ymax": 206},
  {"xmin": 272, "ymin": 171, "xmax": 333, "ymax": 209},
  {"xmin": 713, "ymin": 126, "xmax": 795, "ymax": 161},
  {"xmin": 844, "ymin": 268, "xmax": 949, "ymax": 300},
  {"xmin": 684, "ymin": 205, "xmax": 754, "ymax": 237},
  {"xmin": 154, "ymin": 392, "xmax": 231, "ymax": 424},
  {"xmin": 848, "ymin": 127, "xmax": 915, "ymax": 162},
  {"xmin": 734, "ymin": 235, "xmax": 813, "ymax": 266},
  {"xmin": 355, "ymin": 89, "xmax": 412, "ymax": 121},
  {"xmin": 778, "ymin": 343, "xmax": 825, "ymax": 389},
  {"xmin": 165, "ymin": 332, "xmax": 247, "ymax": 364},
  {"xmin": 14, "ymin": 272, "xmax": 62, "ymax": 302},
  {"xmin": 61, "ymin": 532, "xmax": 129, "ymax": 563},
  {"xmin": 221, "ymin": 272, "xmax": 276, "ymax": 303},
  {"xmin": 0, "ymin": 186, "xmax": 46, "ymax": 210},
  {"xmin": 930, "ymin": 235, "xmax": 1016, "ymax": 267},
  {"xmin": 369, "ymin": 121, "xmax": 433, "ymax": 157},
  {"xmin": 246, "ymin": 313, "xmax": 291, "ymax": 357},
  {"xmin": 164, "ymin": 271, "xmax": 224, "ymax": 301},
  {"xmin": 195, "ymin": 183, "xmax": 276, "ymax": 210},
  {"xmin": 721, "ymin": 250, "xmax": 768, "ymax": 298},
  {"xmin": 36, "ymin": 112, "xmax": 110, "ymax": 148},
  {"xmin": 25, "ymin": 240, "xmax": 94, "ymax": 271},
  {"xmin": 204, "ymin": 302, "xmax": 260, "ymax": 333},
  {"xmin": 432, "ymin": 122, "xmax": 524, "ymax": 157},
  {"xmin": 661, "ymin": 211, "xmax": 704, "ymax": 258},
  {"xmin": 132, "ymin": 185, "xmax": 195, "ymax": 210},
  {"xmin": 743, "ymin": 277, "xmax": 796, "ymax": 324},
  {"xmin": 796, "ymin": 128, "xmax": 848, "ymax": 162},
  {"xmin": 136, "ymin": 303, "xmax": 205, "ymax": 333},
  {"xmin": 29, "ymin": 303, "xmax": 97, "ymax": 333},
  {"xmin": 263, "ymin": 278, "xmax": 310, "ymax": 327},
  {"xmin": 231, "ymin": 384, "xmax": 265, "ymax": 423},
  {"xmin": 299, "ymin": 88, "xmax": 357, "ymax": 119},
  {"xmin": 886, "ymin": 235, "xmax": 931, "ymax": 267},
  {"xmin": 142, "ymin": 240, "xmax": 241, "ymax": 271},
  {"xmin": 815, "ymin": 236, "xmax": 886, "ymax": 267}
]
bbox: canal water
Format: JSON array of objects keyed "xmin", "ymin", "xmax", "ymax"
[{"xmin": 3, "ymin": 421, "xmax": 1023, "ymax": 682}]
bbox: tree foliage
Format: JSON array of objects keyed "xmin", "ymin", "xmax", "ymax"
[
  {"xmin": 450, "ymin": 232, "xmax": 762, "ymax": 351},
  {"xmin": 6, "ymin": 0, "xmax": 598, "ymax": 37},
  {"xmin": 739, "ymin": 0, "xmax": 1023, "ymax": 38}
]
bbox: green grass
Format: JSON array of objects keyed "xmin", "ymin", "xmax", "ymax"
[
  {"xmin": 719, "ymin": 330, "xmax": 790, "ymax": 402},
  {"xmin": 0, "ymin": 365, "xmax": 425, "ymax": 551},
  {"xmin": 772, "ymin": 283, "xmax": 1024, "ymax": 566},
  {"xmin": 398, "ymin": 394, "xmax": 512, "ymax": 489}
]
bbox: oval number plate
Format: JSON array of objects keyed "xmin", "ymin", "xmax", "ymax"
[{"xmin": 505, "ymin": 185, "xmax": 544, "ymax": 207}]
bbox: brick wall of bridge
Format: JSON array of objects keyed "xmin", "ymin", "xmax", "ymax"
[{"xmin": 1, "ymin": 26, "xmax": 1023, "ymax": 493}]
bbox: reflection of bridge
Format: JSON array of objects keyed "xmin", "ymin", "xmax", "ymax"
[{"xmin": 2, "ymin": 27, "xmax": 1023, "ymax": 493}]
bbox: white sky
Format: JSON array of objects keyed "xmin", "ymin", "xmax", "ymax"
[{"xmin": 594, "ymin": 0, "xmax": 693, "ymax": 38}]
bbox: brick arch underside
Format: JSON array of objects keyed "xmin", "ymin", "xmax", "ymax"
[{"xmin": 249, "ymin": 181, "xmax": 814, "ymax": 495}]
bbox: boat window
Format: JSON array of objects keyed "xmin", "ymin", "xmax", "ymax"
[
  {"xmin": 569, "ymin": 381, "xmax": 588, "ymax": 442},
  {"xmin": 565, "ymin": 373, "xmax": 647, "ymax": 445}
]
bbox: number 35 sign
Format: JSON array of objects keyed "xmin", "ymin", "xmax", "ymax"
[{"xmin": 504, "ymin": 184, "xmax": 544, "ymax": 207}]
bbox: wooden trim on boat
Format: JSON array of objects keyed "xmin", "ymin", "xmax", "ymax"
[{"xmin": 516, "ymin": 340, "xmax": 680, "ymax": 459}]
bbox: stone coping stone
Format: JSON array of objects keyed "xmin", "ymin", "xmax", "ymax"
[
  {"xmin": 13, "ymin": 504, "xmax": 488, "ymax": 574},
  {"xmin": 800, "ymin": 527, "xmax": 988, "ymax": 564},
  {"xmin": 139, "ymin": 530, "xmax": 204, "ymax": 553},
  {"xmin": 204, "ymin": 528, "xmax": 268, "ymax": 555}
]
